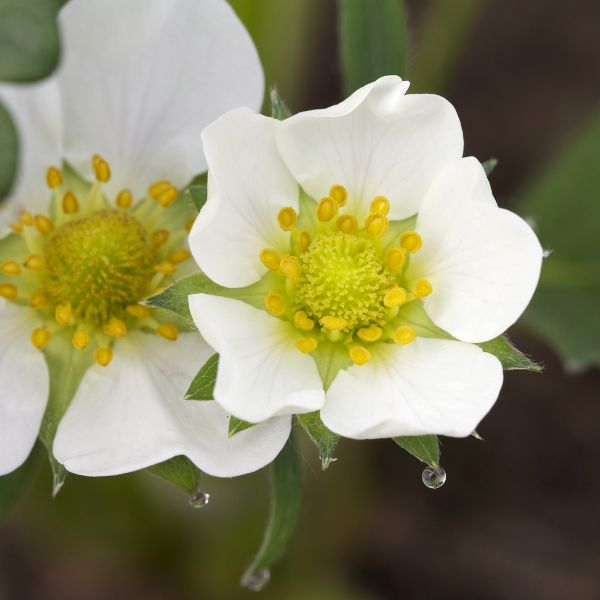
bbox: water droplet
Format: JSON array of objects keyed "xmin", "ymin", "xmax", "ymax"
[
  {"xmin": 241, "ymin": 568, "xmax": 271, "ymax": 592},
  {"xmin": 189, "ymin": 490, "xmax": 210, "ymax": 509},
  {"xmin": 422, "ymin": 466, "xmax": 446, "ymax": 489},
  {"xmin": 542, "ymin": 248, "xmax": 553, "ymax": 258}
]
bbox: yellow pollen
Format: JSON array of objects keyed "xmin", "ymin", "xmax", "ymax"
[
  {"xmin": 329, "ymin": 184, "xmax": 348, "ymax": 207},
  {"xmin": 46, "ymin": 167, "xmax": 63, "ymax": 189},
  {"xmin": 414, "ymin": 279, "xmax": 433, "ymax": 298},
  {"xmin": 117, "ymin": 189, "xmax": 133, "ymax": 209},
  {"xmin": 104, "ymin": 317, "xmax": 127, "ymax": 338},
  {"xmin": 0, "ymin": 261, "xmax": 21, "ymax": 276},
  {"xmin": 383, "ymin": 286, "xmax": 407, "ymax": 308},
  {"xmin": 349, "ymin": 345, "xmax": 371, "ymax": 366},
  {"xmin": 384, "ymin": 247, "xmax": 406, "ymax": 272},
  {"xmin": 320, "ymin": 315, "xmax": 347, "ymax": 331},
  {"xmin": 296, "ymin": 231, "xmax": 311, "ymax": 254},
  {"xmin": 20, "ymin": 211, "xmax": 34, "ymax": 226},
  {"xmin": 55, "ymin": 303, "xmax": 72, "ymax": 326},
  {"xmin": 72, "ymin": 330, "xmax": 90, "ymax": 350},
  {"xmin": 127, "ymin": 304, "xmax": 149, "ymax": 319},
  {"xmin": 154, "ymin": 261, "xmax": 176, "ymax": 275},
  {"xmin": 94, "ymin": 347, "xmax": 113, "ymax": 367},
  {"xmin": 31, "ymin": 328, "xmax": 51, "ymax": 350},
  {"xmin": 29, "ymin": 292, "xmax": 50, "ymax": 308},
  {"xmin": 370, "ymin": 196, "xmax": 390, "ymax": 216},
  {"xmin": 62, "ymin": 192, "xmax": 79, "ymax": 214},
  {"xmin": 168, "ymin": 249, "xmax": 191, "ymax": 264},
  {"xmin": 34, "ymin": 215, "xmax": 54, "ymax": 236},
  {"xmin": 316, "ymin": 196, "xmax": 339, "ymax": 222},
  {"xmin": 24, "ymin": 254, "xmax": 44, "ymax": 271},
  {"xmin": 0, "ymin": 283, "xmax": 18, "ymax": 300},
  {"xmin": 259, "ymin": 248, "xmax": 281, "ymax": 271},
  {"xmin": 280, "ymin": 255, "xmax": 301, "ymax": 282},
  {"xmin": 185, "ymin": 215, "xmax": 196, "ymax": 232},
  {"xmin": 295, "ymin": 337, "xmax": 318, "ymax": 354},
  {"xmin": 156, "ymin": 323, "xmax": 178, "ymax": 341},
  {"xmin": 93, "ymin": 155, "xmax": 111, "ymax": 182},
  {"xmin": 356, "ymin": 325, "xmax": 382, "ymax": 342},
  {"xmin": 293, "ymin": 310, "xmax": 315, "ymax": 332},
  {"xmin": 10, "ymin": 222, "xmax": 24, "ymax": 233},
  {"xmin": 149, "ymin": 180, "xmax": 171, "ymax": 196},
  {"xmin": 265, "ymin": 292, "xmax": 286, "ymax": 316},
  {"xmin": 400, "ymin": 231, "xmax": 422, "ymax": 253},
  {"xmin": 156, "ymin": 186, "xmax": 178, "ymax": 207},
  {"xmin": 394, "ymin": 325, "xmax": 417, "ymax": 345},
  {"xmin": 336, "ymin": 214, "xmax": 358, "ymax": 234},
  {"xmin": 277, "ymin": 207, "xmax": 297, "ymax": 231},
  {"xmin": 152, "ymin": 229, "xmax": 170, "ymax": 247},
  {"xmin": 365, "ymin": 213, "xmax": 388, "ymax": 237}
]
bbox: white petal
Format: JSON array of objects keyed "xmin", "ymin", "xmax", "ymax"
[
  {"xmin": 189, "ymin": 294, "xmax": 324, "ymax": 422},
  {"xmin": 0, "ymin": 301, "xmax": 49, "ymax": 475},
  {"xmin": 0, "ymin": 79, "xmax": 62, "ymax": 213},
  {"xmin": 53, "ymin": 332, "xmax": 291, "ymax": 478},
  {"xmin": 276, "ymin": 76, "xmax": 463, "ymax": 220},
  {"xmin": 322, "ymin": 338, "xmax": 502, "ymax": 439},
  {"xmin": 408, "ymin": 157, "xmax": 543, "ymax": 343},
  {"xmin": 189, "ymin": 109, "xmax": 298, "ymax": 287},
  {"xmin": 58, "ymin": 0, "xmax": 264, "ymax": 197}
]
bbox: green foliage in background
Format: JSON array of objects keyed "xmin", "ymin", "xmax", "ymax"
[{"xmin": 0, "ymin": 101, "xmax": 17, "ymax": 199}]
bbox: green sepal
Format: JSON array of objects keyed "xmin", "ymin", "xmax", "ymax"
[
  {"xmin": 393, "ymin": 435, "xmax": 440, "ymax": 467},
  {"xmin": 241, "ymin": 435, "xmax": 302, "ymax": 591},
  {"xmin": 0, "ymin": 444, "xmax": 38, "ymax": 520},
  {"xmin": 228, "ymin": 416, "xmax": 255, "ymax": 437},
  {"xmin": 478, "ymin": 335, "xmax": 542, "ymax": 372},
  {"xmin": 0, "ymin": 101, "xmax": 18, "ymax": 200},
  {"xmin": 183, "ymin": 183, "xmax": 208, "ymax": 212},
  {"xmin": 296, "ymin": 412, "xmax": 339, "ymax": 470},
  {"xmin": 184, "ymin": 353, "xmax": 219, "ymax": 400},
  {"xmin": 270, "ymin": 86, "xmax": 292, "ymax": 120},
  {"xmin": 145, "ymin": 455, "xmax": 202, "ymax": 494},
  {"xmin": 482, "ymin": 157, "xmax": 498, "ymax": 176}
]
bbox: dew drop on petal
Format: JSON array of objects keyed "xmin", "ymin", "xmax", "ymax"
[
  {"xmin": 422, "ymin": 466, "xmax": 446, "ymax": 489},
  {"xmin": 241, "ymin": 568, "xmax": 271, "ymax": 592},
  {"xmin": 189, "ymin": 490, "xmax": 210, "ymax": 509}
]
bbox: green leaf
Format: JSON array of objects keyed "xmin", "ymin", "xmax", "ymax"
[
  {"xmin": 339, "ymin": 0, "xmax": 407, "ymax": 95},
  {"xmin": 478, "ymin": 335, "xmax": 542, "ymax": 372},
  {"xmin": 184, "ymin": 354, "xmax": 219, "ymax": 400},
  {"xmin": 0, "ymin": 100, "xmax": 17, "ymax": 200},
  {"xmin": 184, "ymin": 183, "xmax": 208, "ymax": 212},
  {"xmin": 241, "ymin": 435, "xmax": 302, "ymax": 591},
  {"xmin": 517, "ymin": 110, "xmax": 600, "ymax": 367},
  {"xmin": 0, "ymin": 447, "xmax": 37, "ymax": 519},
  {"xmin": 146, "ymin": 455, "xmax": 202, "ymax": 494},
  {"xmin": 482, "ymin": 157, "xmax": 498, "ymax": 176},
  {"xmin": 393, "ymin": 435, "xmax": 440, "ymax": 467},
  {"xmin": 0, "ymin": 0, "xmax": 64, "ymax": 83},
  {"xmin": 296, "ymin": 412, "xmax": 339, "ymax": 470},
  {"xmin": 270, "ymin": 86, "xmax": 292, "ymax": 120},
  {"xmin": 228, "ymin": 416, "xmax": 256, "ymax": 437}
]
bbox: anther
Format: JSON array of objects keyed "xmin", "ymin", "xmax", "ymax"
[
  {"xmin": 399, "ymin": 231, "xmax": 422, "ymax": 253},
  {"xmin": 365, "ymin": 214, "xmax": 388, "ymax": 237},
  {"xmin": 72, "ymin": 331, "xmax": 90, "ymax": 350},
  {"xmin": 55, "ymin": 303, "xmax": 72, "ymax": 326},
  {"xmin": 31, "ymin": 328, "xmax": 51, "ymax": 350},
  {"xmin": 29, "ymin": 292, "xmax": 50, "ymax": 308},
  {"xmin": 336, "ymin": 214, "xmax": 358, "ymax": 234},
  {"xmin": 414, "ymin": 279, "xmax": 433, "ymax": 298},
  {"xmin": 154, "ymin": 261, "xmax": 176, "ymax": 275},
  {"xmin": 357, "ymin": 326, "xmax": 383, "ymax": 342},
  {"xmin": 152, "ymin": 229, "xmax": 170, "ymax": 247},
  {"xmin": 148, "ymin": 180, "xmax": 177, "ymax": 207},
  {"xmin": 0, "ymin": 283, "xmax": 18, "ymax": 300},
  {"xmin": 384, "ymin": 247, "xmax": 406, "ymax": 272},
  {"xmin": 10, "ymin": 222, "xmax": 24, "ymax": 233},
  {"xmin": 383, "ymin": 286, "xmax": 407, "ymax": 308},
  {"xmin": 295, "ymin": 337, "xmax": 318, "ymax": 354},
  {"xmin": 94, "ymin": 347, "xmax": 113, "ymax": 367},
  {"xmin": 349, "ymin": 345, "xmax": 371, "ymax": 366},
  {"xmin": 34, "ymin": 215, "xmax": 54, "ymax": 236},
  {"xmin": 0, "ymin": 261, "xmax": 21, "ymax": 276},
  {"xmin": 116, "ymin": 189, "xmax": 133, "ymax": 209},
  {"xmin": 296, "ymin": 230, "xmax": 311, "ymax": 254},
  {"xmin": 277, "ymin": 206, "xmax": 297, "ymax": 231},
  {"xmin": 280, "ymin": 255, "xmax": 301, "ymax": 282},
  {"xmin": 156, "ymin": 323, "xmax": 178, "ymax": 341},
  {"xmin": 316, "ymin": 196, "xmax": 338, "ymax": 222},
  {"xmin": 62, "ymin": 192, "xmax": 79, "ymax": 214},
  {"xmin": 394, "ymin": 325, "xmax": 417, "ymax": 345},
  {"xmin": 168, "ymin": 249, "xmax": 191, "ymax": 264},
  {"xmin": 370, "ymin": 195, "xmax": 390, "ymax": 217},
  {"xmin": 259, "ymin": 248, "xmax": 281, "ymax": 271},
  {"xmin": 293, "ymin": 310, "xmax": 315, "ymax": 332},
  {"xmin": 93, "ymin": 155, "xmax": 111, "ymax": 182},
  {"xmin": 320, "ymin": 315, "xmax": 347, "ymax": 331},
  {"xmin": 20, "ymin": 211, "xmax": 33, "ymax": 226},
  {"xmin": 329, "ymin": 184, "xmax": 348, "ymax": 207},
  {"xmin": 185, "ymin": 215, "xmax": 196, "ymax": 232},
  {"xmin": 46, "ymin": 167, "xmax": 63, "ymax": 189},
  {"xmin": 24, "ymin": 254, "xmax": 44, "ymax": 271},
  {"xmin": 104, "ymin": 318, "xmax": 127, "ymax": 338},
  {"xmin": 126, "ymin": 304, "xmax": 149, "ymax": 319},
  {"xmin": 265, "ymin": 292, "xmax": 285, "ymax": 316}
]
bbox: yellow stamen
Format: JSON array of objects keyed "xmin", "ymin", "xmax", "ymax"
[
  {"xmin": 296, "ymin": 230, "xmax": 311, "ymax": 254},
  {"xmin": 259, "ymin": 248, "xmax": 281, "ymax": 271},
  {"xmin": 24, "ymin": 254, "xmax": 44, "ymax": 271},
  {"xmin": 370, "ymin": 195, "xmax": 390, "ymax": 216},
  {"xmin": 349, "ymin": 345, "xmax": 371, "ymax": 366},
  {"xmin": 394, "ymin": 325, "xmax": 417, "ymax": 345},
  {"xmin": 336, "ymin": 214, "xmax": 358, "ymax": 234},
  {"xmin": 55, "ymin": 303, "xmax": 72, "ymax": 326},
  {"xmin": 156, "ymin": 186, "xmax": 178, "ymax": 207},
  {"xmin": 148, "ymin": 180, "xmax": 171, "ymax": 197},
  {"xmin": 277, "ymin": 206, "xmax": 297, "ymax": 231},
  {"xmin": 293, "ymin": 310, "xmax": 315, "ymax": 332},
  {"xmin": 126, "ymin": 304, "xmax": 149, "ymax": 319},
  {"xmin": 384, "ymin": 247, "xmax": 406, "ymax": 272},
  {"xmin": 62, "ymin": 191, "xmax": 79, "ymax": 214},
  {"xmin": 72, "ymin": 331, "xmax": 90, "ymax": 350},
  {"xmin": 0, "ymin": 283, "xmax": 18, "ymax": 300},
  {"xmin": 0, "ymin": 261, "xmax": 21, "ymax": 276},
  {"xmin": 383, "ymin": 286, "xmax": 407, "ymax": 308},
  {"xmin": 94, "ymin": 347, "xmax": 113, "ymax": 367},
  {"xmin": 20, "ymin": 211, "xmax": 33, "ymax": 226},
  {"xmin": 356, "ymin": 326, "xmax": 382, "ymax": 343},
  {"xmin": 265, "ymin": 292, "xmax": 285, "ymax": 316},
  {"xmin": 46, "ymin": 167, "xmax": 63, "ymax": 189},
  {"xmin": 365, "ymin": 213, "xmax": 388, "ymax": 237},
  {"xmin": 185, "ymin": 215, "xmax": 196, "ymax": 232},
  {"xmin": 167, "ymin": 249, "xmax": 191, "ymax": 264},
  {"xmin": 400, "ymin": 231, "xmax": 422, "ymax": 253},
  {"xmin": 154, "ymin": 261, "xmax": 176, "ymax": 275},
  {"xmin": 320, "ymin": 315, "xmax": 347, "ymax": 331},
  {"xmin": 152, "ymin": 229, "xmax": 170, "ymax": 247},
  {"xmin": 414, "ymin": 279, "xmax": 433, "ymax": 298},
  {"xmin": 93, "ymin": 155, "xmax": 111, "ymax": 182},
  {"xmin": 316, "ymin": 196, "xmax": 338, "ymax": 222},
  {"xmin": 31, "ymin": 328, "xmax": 51, "ymax": 350},
  {"xmin": 104, "ymin": 317, "xmax": 127, "ymax": 338},
  {"xmin": 329, "ymin": 184, "xmax": 348, "ymax": 207},
  {"xmin": 156, "ymin": 323, "xmax": 178, "ymax": 341},
  {"xmin": 29, "ymin": 292, "xmax": 50, "ymax": 308},
  {"xmin": 280, "ymin": 255, "xmax": 301, "ymax": 282},
  {"xmin": 34, "ymin": 214, "xmax": 54, "ymax": 236},
  {"xmin": 10, "ymin": 222, "xmax": 24, "ymax": 233},
  {"xmin": 116, "ymin": 189, "xmax": 133, "ymax": 209},
  {"xmin": 295, "ymin": 337, "xmax": 318, "ymax": 354}
]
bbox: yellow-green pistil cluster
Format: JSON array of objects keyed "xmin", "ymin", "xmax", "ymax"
[
  {"xmin": 259, "ymin": 185, "xmax": 433, "ymax": 366},
  {"xmin": 0, "ymin": 156, "xmax": 196, "ymax": 366}
]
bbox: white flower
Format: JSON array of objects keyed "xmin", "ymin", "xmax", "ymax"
[
  {"xmin": 188, "ymin": 76, "xmax": 543, "ymax": 439},
  {"xmin": 0, "ymin": 0, "xmax": 291, "ymax": 478}
]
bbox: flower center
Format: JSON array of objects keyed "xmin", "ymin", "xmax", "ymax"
[{"xmin": 44, "ymin": 210, "xmax": 155, "ymax": 326}]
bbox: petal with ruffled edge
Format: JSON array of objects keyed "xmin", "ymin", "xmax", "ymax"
[
  {"xmin": 189, "ymin": 108, "xmax": 298, "ymax": 287},
  {"xmin": 189, "ymin": 294, "xmax": 324, "ymax": 423},
  {"xmin": 276, "ymin": 76, "xmax": 463, "ymax": 220},
  {"xmin": 0, "ymin": 79, "xmax": 62, "ymax": 214},
  {"xmin": 407, "ymin": 157, "xmax": 543, "ymax": 343},
  {"xmin": 53, "ymin": 332, "xmax": 291, "ymax": 477},
  {"xmin": 0, "ymin": 301, "xmax": 49, "ymax": 475},
  {"xmin": 321, "ymin": 338, "xmax": 502, "ymax": 439},
  {"xmin": 58, "ymin": 0, "xmax": 264, "ymax": 198}
]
